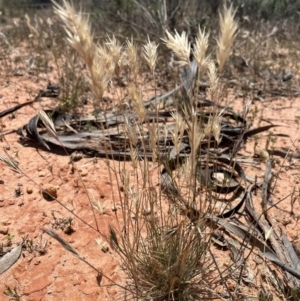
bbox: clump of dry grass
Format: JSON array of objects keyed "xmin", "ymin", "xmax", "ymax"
[
  {"xmin": 34, "ymin": 1, "xmax": 242, "ymax": 300},
  {"xmin": 217, "ymin": 4, "xmax": 238, "ymax": 73},
  {"xmin": 110, "ymin": 218, "xmax": 213, "ymax": 301}
]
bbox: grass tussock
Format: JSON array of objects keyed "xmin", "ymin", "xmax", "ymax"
[
  {"xmin": 3, "ymin": 1, "xmax": 300, "ymax": 300},
  {"xmin": 44, "ymin": 1, "xmax": 243, "ymax": 299}
]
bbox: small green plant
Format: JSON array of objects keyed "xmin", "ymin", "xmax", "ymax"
[
  {"xmin": 6, "ymin": 233, "xmax": 14, "ymax": 246},
  {"xmin": 23, "ymin": 236, "xmax": 48, "ymax": 256},
  {"xmin": 3, "ymin": 285, "xmax": 20, "ymax": 301},
  {"xmin": 290, "ymin": 285, "xmax": 300, "ymax": 299},
  {"xmin": 51, "ymin": 211, "xmax": 75, "ymax": 235},
  {"xmin": 248, "ymin": 105, "xmax": 259, "ymax": 128},
  {"xmin": 253, "ymin": 134, "xmax": 260, "ymax": 154}
]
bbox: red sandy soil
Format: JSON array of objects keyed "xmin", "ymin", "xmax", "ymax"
[
  {"xmin": 0, "ymin": 73, "xmax": 127, "ymax": 300},
  {"xmin": 1, "ymin": 41, "xmax": 300, "ymax": 301}
]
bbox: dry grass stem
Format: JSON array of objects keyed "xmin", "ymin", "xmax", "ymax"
[
  {"xmin": 171, "ymin": 112, "xmax": 185, "ymax": 151},
  {"xmin": 0, "ymin": 155, "xmax": 20, "ymax": 173},
  {"xmin": 149, "ymin": 123, "xmax": 159, "ymax": 162},
  {"xmin": 37, "ymin": 109, "xmax": 58, "ymax": 140},
  {"xmin": 162, "ymin": 30, "xmax": 191, "ymax": 67},
  {"xmin": 25, "ymin": 14, "xmax": 39, "ymax": 37},
  {"xmin": 188, "ymin": 118, "xmax": 204, "ymax": 156},
  {"xmin": 217, "ymin": 5, "xmax": 238, "ymax": 73}
]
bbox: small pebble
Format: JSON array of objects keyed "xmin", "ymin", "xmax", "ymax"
[
  {"xmin": 70, "ymin": 152, "xmax": 83, "ymax": 162},
  {"xmin": 39, "ymin": 171, "xmax": 46, "ymax": 177},
  {"xmin": 26, "ymin": 186, "xmax": 33, "ymax": 194},
  {"xmin": 101, "ymin": 244, "xmax": 109, "ymax": 253},
  {"xmin": 80, "ymin": 170, "xmax": 88, "ymax": 177},
  {"xmin": 0, "ymin": 227, "xmax": 8, "ymax": 235},
  {"xmin": 42, "ymin": 184, "xmax": 58, "ymax": 200},
  {"xmin": 2, "ymin": 219, "xmax": 11, "ymax": 226}
]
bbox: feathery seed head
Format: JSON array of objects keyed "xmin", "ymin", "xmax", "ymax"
[
  {"xmin": 171, "ymin": 112, "xmax": 185, "ymax": 149},
  {"xmin": 204, "ymin": 115, "xmax": 222, "ymax": 145},
  {"xmin": 128, "ymin": 83, "xmax": 145, "ymax": 121},
  {"xmin": 217, "ymin": 5, "xmax": 238, "ymax": 73},
  {"xmin": 143, "ymin": 36, "xmax": 158, "ymax": 73},
  {"xmin": 105, "ymin": 36, "xmax": 124, "ymax": 78},
  {"xmin": 126, "ymin": 39, "xmax": 139, "ymax": 78},
  {"xmin": 212, "ymin": 117, "xmax": 221, "ymax": 144},
  {"xmin": 193, "ymin": 27, "xmax": 210, "ymax": 73},
  {"xmin": 207, "ymin": 61, "xmax": 219, "ymax": 101},
  {"xmin": 105, "ymin": 36, "xmax": 122, "ymax": 68},
  {"xmin": 149, "ymin": 123, "xmax": 159, "ymax": 162},
  {"xmin": 124, "ymin": 116, "xmax": 139, "ymax": 147},
  {"xmin": 162, "ymin": 30, "xmax": 190, "ymax": 67},
  {"xmin": 97, "ymin": 45, "xmax": 115, "ymax": 77},
  {"xmin": 89, "ymin": 56, "xmax": 110, "ymax": 102},
  {"xmin": 52, "ymin": 0, "xmax": 95, "ymax": 70},
  {"xmin": 38, "ymin": 109, "xmax": 58, "ymax": 141}
]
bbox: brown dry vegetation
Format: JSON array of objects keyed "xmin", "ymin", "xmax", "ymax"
[{"xmin": 1, "ymin": 1, "xmax": 300, "ymax": 301}]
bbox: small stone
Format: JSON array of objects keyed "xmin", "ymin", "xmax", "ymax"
[
  {"xmin": 26, "ymin": 186, "xmax": 33, "ymax": 194},
  {"xmin": 80, "ymin": 170, "xmax": 88, "ymax": 177},
  {"xmin": 101, "ymin": 244, "xmax": 109, "ymax": 253},
  {"xmin": 226, "ymin": 279, "xmax": 235, "ymax": 291},
  {"xmin": 2, "ymin": 219, "xmax": 11, "ymax": 226},
  {"xmin": 42, "ymin": 184, "xmax": 58, "ymax": 201},
  {"xmin": 143, "ymin": 207, "xmax": 152, "ymax": 216},
  {"xmin": 0, "ymin": 227, "xmax": 8, "ymax": 235},
  {"xmin": 39, "ymin": 171, "xmax": 46, "ymax": 177},
  {"xmin": 70, "ymin": 151, "xmax": 83, "ymax": 162},
  {"xmin": 256, "ymin": 149, "xmax": 269, "ymax": 160}
]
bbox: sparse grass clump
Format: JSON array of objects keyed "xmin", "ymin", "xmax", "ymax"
[
  {"xmin": 2, "ymin": 1, "xmax": 300, "ymax": 301},
  {"xmin": 110, "ymin": 219, "xmax": 213, "ymax": 300},
  {"xmin": 2, "ymin": 1, "xmax": 240, "ymax": 299}
]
